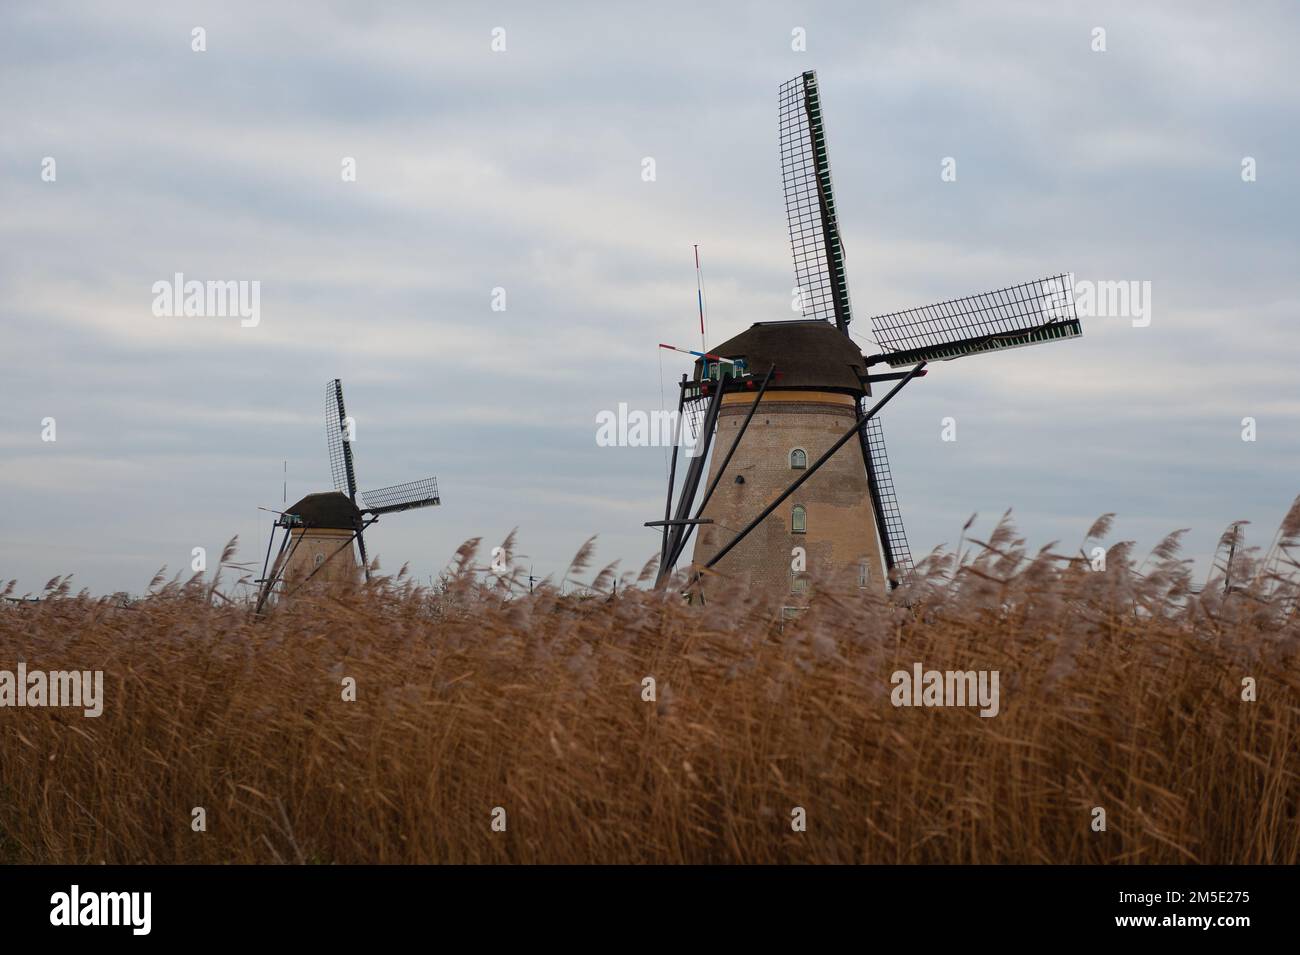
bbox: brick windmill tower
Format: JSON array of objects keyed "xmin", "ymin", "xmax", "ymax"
[
  {"xmin": 270, "ymin": 491, "xmax": 363, "ymax": 590},
  {"xmin": 650, "ymin": 71, "xmax": 1082, "ymax": 600}
]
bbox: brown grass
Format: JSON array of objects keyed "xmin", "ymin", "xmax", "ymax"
[{"xmin": 1, "ymin": 512, "xmax": 1297, "ymax": 864}]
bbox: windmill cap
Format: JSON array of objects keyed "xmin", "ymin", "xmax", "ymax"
[
  {"xmin": 286, "ymin": 491, "xmax": 361, "ymax": 528},
  {"xmin": 696, "ymin": 320, "xmax": 866, "ymax": 393}
]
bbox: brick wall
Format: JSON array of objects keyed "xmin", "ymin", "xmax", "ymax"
[{"xmin": 690, "ymin": 391, "xmax": 886, "ymax": 600}]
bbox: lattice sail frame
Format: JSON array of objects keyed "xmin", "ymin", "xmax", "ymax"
[
  {"xmin": 683, "ymin": 394, "xmax": 709, "ymax": 443},
  {"xmin": 327, "ymin": 379, "xmax": 440, "ymax": 514},
  {"xmin": 325, "ymin": 379, "xmax": 358, "ymax": 498},
  {"xmin": 361, "ymin": 477, "xmax": 441, "ymax": 515},
  {"xmin": 779, "ymin": 71, "xmax": 853, "ymax": 333},
  {"xmin": 861, "ymin": 414, "xmax": 914, "ymax": 583},
  {"xmin": 869, "ymin": 274, "xmax": 1081, "ymax": 367}
]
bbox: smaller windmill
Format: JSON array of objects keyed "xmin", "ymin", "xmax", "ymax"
[{"xmin": 254, "ymin": 379, "xmax": 440, "ymax": 611}]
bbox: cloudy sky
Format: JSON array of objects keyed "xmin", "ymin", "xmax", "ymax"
[{"xmin": 3, "ymin": 1, "xmax": 1297, "ymax": 596}]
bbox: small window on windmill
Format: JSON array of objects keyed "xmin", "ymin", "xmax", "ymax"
[
  {"xmin": 314, "ymin": 553, "xmax": 325, "ymax": 567},
  {"xmin": 790, "ymin": 448, "xmax": 807, "ymax": 470},
  {"xmin": 858, "ymin": 559, "xmax": 870, "ymax": 589},
  {"xmin": 790, "ymin": 570, "xmax": 809, "ymax": 594},
  {"xmin": 791, "ymin": 505, "xmax": 807, "ymax": 534}
]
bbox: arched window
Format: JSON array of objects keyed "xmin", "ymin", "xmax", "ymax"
[
  {"xmin": 789, "ymin": 448, "xmax": 807, "ymax": 470},
  {"xmin": 791, "ymin": 505, "xmax": 806, "ymax": 534}
]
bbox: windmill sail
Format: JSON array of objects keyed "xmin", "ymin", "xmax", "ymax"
[
  {"xmin": 859, "ymin": 413, "xmax": 914, "ymax": 584},
  {"xmin": 683, "ymin": 395, "xmax": 709, "ymax": 443},
  {"xmin": 781, "ymin": 70, "xmax": 910, "ymax": 587},
  {"xmin": 361, "ymin": 477, "xmax": 441, "ymax": 515},
  {"xmin": 869, "ymin": 274, "xmax": 1081, "ymax": 367},
  {"xmin": 325, "ymin": 378, "xmax": 370, "ymax": 576},
  {"xmin": 325, "ymin": 379, "xmax": 359, "ymax": 499},
  {"xmin": 779, "ymin": 70, "xmax": 853, "ymax": 334},
  {"xmin": 326, "ymin": 380, "xmax": 441, "ymax": 517}
]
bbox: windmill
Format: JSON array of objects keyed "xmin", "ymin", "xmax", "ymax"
[
  {"xmin": 254, "ymin": 379, "xmax": 441, "ymax": 611},
  {"xmin": 649, "ymin": 70, "xmax": 1082, "ymax": 597}
]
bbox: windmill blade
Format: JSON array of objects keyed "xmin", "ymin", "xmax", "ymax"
[
  {"xmin": 868, "ymin": 274, "xmax": 1082, "ymax": 368},
  {"xmin": 360, "ymin": 476, "xmax": 441, "ymax": 516},
  {"xmin": 325, "ymin": 379, "xmax": 359, "ymax": 499},
  {"xmin": 779, "ymin": 70, "xmax": 853, "ymax": 334},
  {"xmin": 860, "ymin": 413, "xmax": 914, "ymax": 585},
  {"xmin": 683, "ymin": 394, "xmax": 709, "ymax": 443}
]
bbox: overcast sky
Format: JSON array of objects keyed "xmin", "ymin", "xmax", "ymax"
[{"xmin": 3, "ymin": 1, "xmax": 1298, "ymax": 597}]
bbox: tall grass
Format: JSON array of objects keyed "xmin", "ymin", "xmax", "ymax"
[{"xmin": 1, "ymin": 510, "xmax": 1297, "ymax": 864}]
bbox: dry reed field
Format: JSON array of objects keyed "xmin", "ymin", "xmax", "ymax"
[{"xmin": 2, "ymin": 510, "xmax": 1297, "ymax": 865}]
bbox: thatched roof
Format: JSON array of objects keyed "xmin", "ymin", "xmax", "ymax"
[
  {"xmin": 286, "ymin": 492, "xmax": 360, "ymax": 529},
  {"xmin": 696, "ymin": 320, "xmax": 866, "ymax": 393}
]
